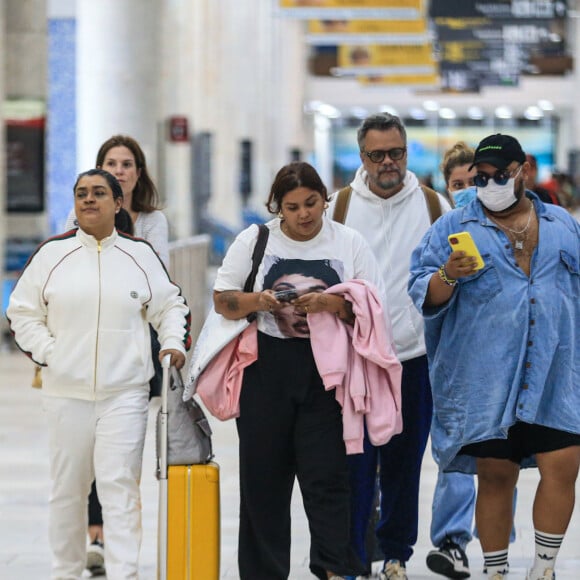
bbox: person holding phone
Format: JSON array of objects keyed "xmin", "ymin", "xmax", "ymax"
[
  {"xmin": 426, "ymin": 141, "xmax": 518, "ymax": 580},
  {"xmin": 409, "ymin": 133, "xmax": 580, "ymax": 580},
  {"xmin": 211, "ymin": 161, "xmax": 392, "ymax": 580}
]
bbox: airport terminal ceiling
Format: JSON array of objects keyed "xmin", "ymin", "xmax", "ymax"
[
  {"xmin": 291, "ymin": 0, "xmax": 580, "ymax": 181},
  {"xmin": 296, "ymin": 0, "xmax": 578, "ymax": 123}
]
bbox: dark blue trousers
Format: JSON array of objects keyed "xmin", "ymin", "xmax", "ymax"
[{"xmin": 347, "ymin": 355, "xmax": 433, "ymax": 567}]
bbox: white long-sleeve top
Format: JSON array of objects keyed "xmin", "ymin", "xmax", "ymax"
[
  {"xmin": 7, "ymin": 228, "xmax": 190, "ymax": 400},
  {"xmin": 329, "ymin": 168, "xmax": 451, "ymax": 361}
]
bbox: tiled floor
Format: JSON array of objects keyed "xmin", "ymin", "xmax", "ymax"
[{"xmin": 1, "ymin": 345, "xmax": 580, "ymax": 579}]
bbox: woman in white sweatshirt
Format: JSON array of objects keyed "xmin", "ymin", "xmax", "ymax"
[{"xmin": 7, "ymin": 169, "xmax": 190, "ymax": 580}]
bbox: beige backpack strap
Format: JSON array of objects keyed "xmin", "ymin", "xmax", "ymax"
[
  {"xmin": 332, "ymin": 186, "xmax": 353, "ymax": 224},
  {"xmin": 421, "ymin": 184, "xmax": 444, "ymax": 224}
]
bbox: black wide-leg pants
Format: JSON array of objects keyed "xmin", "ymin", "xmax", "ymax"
[{"xmin": 236, "ymin": 331, "xmax": 364, "ymax": 580}]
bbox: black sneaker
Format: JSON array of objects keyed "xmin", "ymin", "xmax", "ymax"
[{"xmin": 426, "ymin": 539, "xmax": 470, "ymax": 579}]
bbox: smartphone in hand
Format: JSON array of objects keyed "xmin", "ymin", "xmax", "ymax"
[
  {"xmin": 274, "ymin": 289, "xmax": 298, "ymax": 302},
  {"xmin": 448, "ymin": 232, "xmax": 485, "ymax": 270}
]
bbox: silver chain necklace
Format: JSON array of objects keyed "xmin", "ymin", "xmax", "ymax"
[{"xmin": 489, "ymin": 200, "xmax": 534, "ymax": 250}]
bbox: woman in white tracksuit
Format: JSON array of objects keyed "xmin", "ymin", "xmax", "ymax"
[{"xmin": 7, "ymin": 169, "xmax": 190, "ymax": 580}]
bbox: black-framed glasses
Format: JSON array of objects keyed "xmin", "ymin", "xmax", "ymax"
[
  {"xmin": 474, "ymin": 165, "xmax": 522, "ymax": 188},
  {"xmin": 362, "ymin": 147, "xmax": 407, "ymax": 163}
]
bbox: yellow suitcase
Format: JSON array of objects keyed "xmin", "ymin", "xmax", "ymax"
[
  {"xmin": 158, "ymin": 356, "xmax": 220, "ymax": 580},
  {"xmin": 166, "ymin": 463, "xmax": 220, "ymax": 579}
]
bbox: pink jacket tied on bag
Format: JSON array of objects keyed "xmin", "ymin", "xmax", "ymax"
[
  {"xmin": 195, "ymin": 321, "xmax": 258, "ymax": 420},
  {"xmin": 308, "ymin": 280, "xmax": 402, "ymax": 454}
]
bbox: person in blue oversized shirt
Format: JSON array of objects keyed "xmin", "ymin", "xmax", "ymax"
[{"xmin": 408, "ymin": 133, "xmax": 580, "ymax": 580}]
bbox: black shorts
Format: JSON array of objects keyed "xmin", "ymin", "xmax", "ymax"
[{"xmin": 459, "ymin": 422, "xmax": 580, "ymax": 464}]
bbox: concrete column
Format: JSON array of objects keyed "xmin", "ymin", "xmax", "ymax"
[
  {"xmin": 570, "ymin": 11, "xmax": 580, "ymax": 174},
  {"xmin": 158, "ymin": 0, "xmax": 194, "ymax": 239},
  {"xmin": 47, "ymin": 0, "xmax": 76, "ymax": 233},
  {"xmin": 196, "ymin": 0, "xmax": 310, "ymax": 228},
  {"xmin": 76, "ymin": 0, "xmax": 160, "ymax": 174},
  {"xmin": 0, "ymin": 0, "xmax": 6, "ymax": 328},
  {"xmin": 313, "ymin": 112, "xmax": 333, "ymax": 188},
  {"xmin": 254, "ymin": 5, "xmax": 309, "ymax": 208}
]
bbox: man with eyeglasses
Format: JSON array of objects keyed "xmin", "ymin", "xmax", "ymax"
[
  {"xmin": 409, "ymin": 133, "xmax": 580, "ymax": 580},
  {"xmin": 330, "ymin": 112, "xmax": 452, "ymax": 580}
]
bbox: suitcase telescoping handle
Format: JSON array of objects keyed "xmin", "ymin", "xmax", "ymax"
[
  {"xmin": 158, "ymin": 354, "xmax": 171, "ymax": 479},
  {"xmin": 157, "ymin": 354, "xmax": 171, "ymax": 580}
]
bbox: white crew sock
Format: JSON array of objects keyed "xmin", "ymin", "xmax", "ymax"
[
  {"xmin": 483, "ymin": 548, "xmax": 509, "ymax": 576},
  {"xmin": 527, "ymin": 530, "xmax": 563, "ymax": 579}
]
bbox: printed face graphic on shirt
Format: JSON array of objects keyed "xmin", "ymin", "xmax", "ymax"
[{"xmin": 262, "ymin": 258, "xmax": 342, "ymax": 339}]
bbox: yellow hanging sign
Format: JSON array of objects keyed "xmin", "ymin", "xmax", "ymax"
[
  {"xmin": 357, "ymin": 72, "xmax": 439, "ymax": 86},
  {"xmin": 338, "ymin": 43, "xmax": 435, "ymax": 68},
  {"xmin": 308, "ymin": 19, "xmax": 427, "ymax": 34},
  {"xmin": 280, "ymin": 0, "xmax": 422, "ymax": 7}
]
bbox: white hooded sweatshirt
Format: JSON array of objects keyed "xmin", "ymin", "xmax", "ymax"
[{"xmin": 329, "ymin": 167, "xmax": 451, "ymax": 362}]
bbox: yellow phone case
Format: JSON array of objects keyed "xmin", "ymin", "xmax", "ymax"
[{"xmin": 448, "ymin": 232, "xmax": 485, "ymax": 270}]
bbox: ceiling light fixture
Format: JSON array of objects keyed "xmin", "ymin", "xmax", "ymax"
[
  {"xmin": 439, "ymin": 107, "xmax": 456, "ymax": 120},
  {"xmin": 379, "ymin": 105, "xmax": 399, "ymax": 116},
  {"xmin": 495, "ymin": 106, "xmax": 513, "ymax": 119},
  {"xmin": 467, "ymin": 106, "xmax": 484, "ymax": 120},
  {"xmin": 423, "ymin": 100, "xmax": 439, "ymax": 112},
  {"xmin": 524, "ymin": 106, "xmax": 543, "ymax": 120},
  {"xmin": 538, "ymin": 100, "xmax": 554, "ymax": 111}
]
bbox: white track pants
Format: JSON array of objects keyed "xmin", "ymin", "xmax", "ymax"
[{"xmin": 43, "ymin": 388, "xmax": 149, "ymax": 580}]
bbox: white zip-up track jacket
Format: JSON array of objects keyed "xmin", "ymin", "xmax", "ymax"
[{"xmin": 7, "ymin": 228, "xmax": 191, "ymax": 400}]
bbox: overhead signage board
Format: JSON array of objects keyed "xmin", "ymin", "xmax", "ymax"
[
  {"xmin": 337, "ymin": 43, "xmax": 435, "ymax": 71},
  {"xmin": 277, "ymin": 0, "xmax": 423, "ymax": 19},
  {"xmin": 357, "ymin": 72, "xmax": 439, "ymax": 88},
  {"xmin": 429, "ymin": 0, "xmax": 567, "ymax": 19},
  {"xmin": 434, "ymin": 15, "xmax": 566, "ymax": 88},
  {"xmin": 306, "ymin": 18, "xmax": 430, "ymax": 44},
  {"xmin": 434, "ymin": 17, "xmax": 566, "ymax": 47},
  {"xmin": 438, "ymin": 61, "xmax": 520, "ymax": 93}
]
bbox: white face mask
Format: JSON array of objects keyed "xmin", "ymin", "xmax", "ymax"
[
  {"xmin": 476, "ymin": 166, "xmax": 522, "ymax": 212},
  {"xmin": 476, "ymin": 179, "xmax": 517, "ymax": 212}
]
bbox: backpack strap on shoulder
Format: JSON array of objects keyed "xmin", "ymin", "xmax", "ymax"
[
  {"xmin": 332, "ymin": 186, "xmax": 353, "ymax": 224},
  {"xmin": 421, "ymin": 184, "xmax": 444, "ymax": 224}
]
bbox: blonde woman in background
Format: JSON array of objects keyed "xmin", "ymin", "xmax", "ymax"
[{"xmin": 439, "ymin": 141, "xmax": 476, "ymax": 209}]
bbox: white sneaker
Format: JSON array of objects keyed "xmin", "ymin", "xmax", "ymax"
[
  {"xmin": 379, "ymin": 559, "xmax": 408, "ymax": 580},
  {"xmin": 527, "ymin": 569, "xmax": 555, "ymax": 580},
  {"xmin": 86, "ymin": 539, "xmax": 105, "ymax": 576}
]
